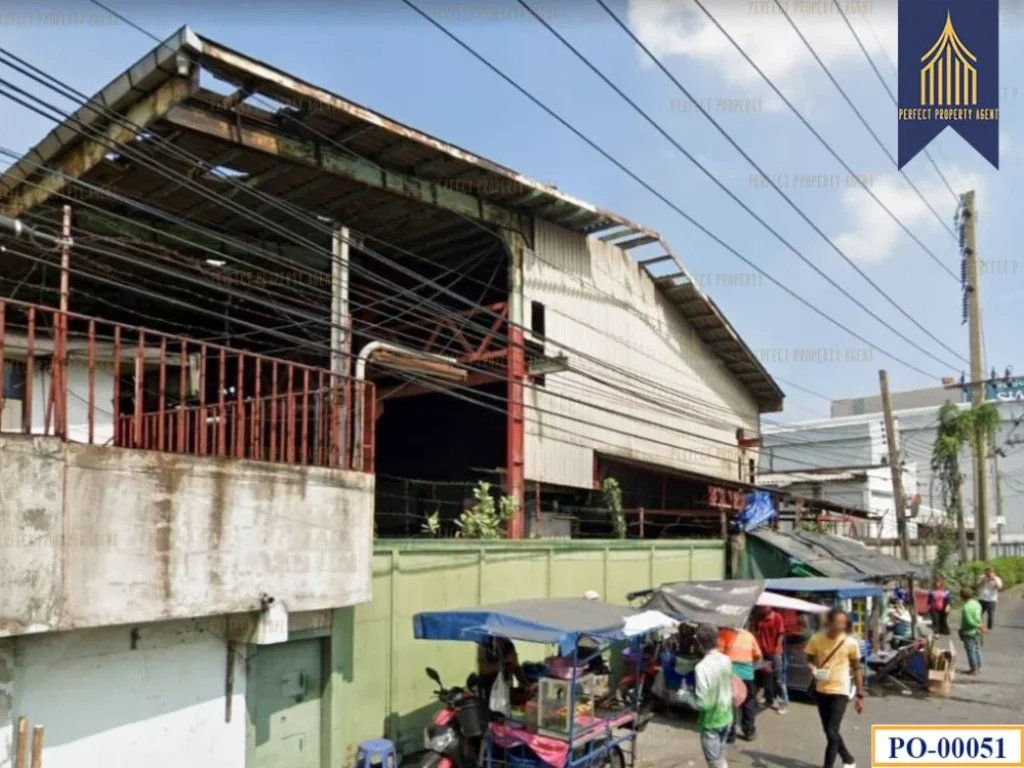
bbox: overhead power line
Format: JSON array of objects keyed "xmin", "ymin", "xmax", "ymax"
[
  {"xmin": 766, "ymin": 0, "xmax": 957, "ymax": 243},
  {"xmin": 841, "ymin": 1, "xmax": 961, "ymax": 203},
  {"xmin": 585, "ymin": 0, "xmax": 965, "ymax": 366},
  {"xmin": 2, "ymin": 15, "xmax": 950, "ymax": 450},
  {"xmin": 74, "ymin": 3, "xmax": 954, "ymax": 391},
  {"xmin": 392, "ymin": 0, "xmax": 943, "ymax": 381},
  {"xmin": 0, "ymin": 45, "xmax": 942, "ymax": 397},
  {"xmin": 691, "ymin": 0, "xmax": 959, "ymax": 250},
  {"xmin": 1, "ymin": 118, "xmax": 774, "ymax": 468}
]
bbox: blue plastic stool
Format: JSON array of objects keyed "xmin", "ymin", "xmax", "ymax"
[{"xmin": 356, "ymin": 739, "xmax": 398, "ymax": 768}]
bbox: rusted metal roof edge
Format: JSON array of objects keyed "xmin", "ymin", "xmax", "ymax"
[
  {"xmin": 0, "ymin": 26, "xmax": 202, "ymax": 202},
  {"xmin": 191, "ymin": 32, "xmax": 660, "ymax": 241}
]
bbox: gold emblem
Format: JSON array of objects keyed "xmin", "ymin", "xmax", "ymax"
[{"xmin": 921, "ymin": 11, "xmax": 977, "ymax": 106}]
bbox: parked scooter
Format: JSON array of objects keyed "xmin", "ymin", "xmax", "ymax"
[{"xmin": 403, "ymin": 667, "xmax": 487, "ymax": 768}]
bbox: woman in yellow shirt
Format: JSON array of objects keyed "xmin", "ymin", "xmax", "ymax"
[{"xmin": 805, "ymin": 609, "xmax": 865, "ymax": 768}]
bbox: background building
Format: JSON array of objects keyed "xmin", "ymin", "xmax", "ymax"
[{"xmin": 762, "ymin": 381, "xmax": 1024, "ymax": 544}]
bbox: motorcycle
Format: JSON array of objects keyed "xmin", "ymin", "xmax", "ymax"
[
  {"xmin": 403, "ymin": 667, "xmax": 487, "ymax": 768},
  {"xmin": 406, "ymin": 667, "xmax": 628, "ymax": 768},
  {"xmin": 616, "ymin": 639, "xmax": 660, "ymax": 710}
]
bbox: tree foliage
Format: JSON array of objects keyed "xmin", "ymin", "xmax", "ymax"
[
  {"xmin": 602, "ymin": 477, "xmax": 626, "ymax": 539},
  {"xmin": 930, "ymin": 401, "xmax": 1001, "ymax": 569},
  {"xmin": 454, "ymin": 481, "xmax": 517, "ymax": 539},
  {"xmin": 931, "ymin": 401, "xmax": 969, "ymax": 570}
]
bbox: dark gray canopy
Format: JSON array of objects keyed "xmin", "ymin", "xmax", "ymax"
[{"xmin": 639, "ymin": 580, "xmax": 765, "ymax": 628}]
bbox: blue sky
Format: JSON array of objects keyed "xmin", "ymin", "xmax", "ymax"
[{"xmin": 1, "ymin": 0, "xmax": 1020, "ymax": 421}]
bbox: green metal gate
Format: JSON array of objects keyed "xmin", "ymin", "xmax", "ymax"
[{"xmin": 247, "ymin": 638, "xmax": 324, "ymax": 768}]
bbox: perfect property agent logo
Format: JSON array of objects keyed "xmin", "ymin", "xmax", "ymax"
[{"xmin": 897, "ymin": 0, "xmax": 999, "ymax": 169}]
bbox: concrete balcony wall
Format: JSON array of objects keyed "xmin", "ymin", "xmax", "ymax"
[{"xmin": 0, "ymin": 435, "xmax": 374, "ymax": 637}]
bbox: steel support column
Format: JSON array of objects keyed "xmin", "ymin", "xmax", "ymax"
[
  {"xmin": 331, "ymin": 225, "xmax": 351, "ymax": 466},
  {"xmin": 502, "ymin": 228, "xmax": 528, "ymax": 539}
]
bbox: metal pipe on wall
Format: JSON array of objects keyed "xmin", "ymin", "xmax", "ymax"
[{"xmin": 352, "ymin": 341, "xmax": 463, "ymax": 472}]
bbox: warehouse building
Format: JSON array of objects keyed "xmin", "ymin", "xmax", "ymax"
[{"xmin": 0, "ymin": 27, "xmax": 782, "ymax": 768}]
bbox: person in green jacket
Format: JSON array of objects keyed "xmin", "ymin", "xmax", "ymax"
[
  {"xmin": 684, "ymin": 624, "xmax": 735, "ymax": 768},
  {"xmin": 959, "ymin": 588, "xmax": 987, "ymax": 675}
]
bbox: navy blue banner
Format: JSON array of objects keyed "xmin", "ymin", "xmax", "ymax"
[{"xmin": 897, "ymin": 0, "xmax": 999, "ymax": 169}]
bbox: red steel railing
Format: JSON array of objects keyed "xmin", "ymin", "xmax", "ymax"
[{"xmin": 0, "ymin": 298, "xmax": 373, "ymax": 471}]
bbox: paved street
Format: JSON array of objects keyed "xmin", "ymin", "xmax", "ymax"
[{"xmin": 638, "ymin": 596, "xmax": 1024, "ymax": 768}]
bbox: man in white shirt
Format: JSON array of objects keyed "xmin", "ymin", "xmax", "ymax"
[{"xmin": 977, "ymin": 567, "xmax": 1003, "ymax": 630}]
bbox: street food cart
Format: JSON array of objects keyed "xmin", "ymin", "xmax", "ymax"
[{"xmin": 413, "ymin": 598, "xmax": 677, "ymax": 768}]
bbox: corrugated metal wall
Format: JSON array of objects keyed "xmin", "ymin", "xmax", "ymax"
[
  {"xmin": 335, "ymin": 538, "xmax": 725, "ymax": 761},
  {"xmin": 524, "ymin": 220, "xmax": 761, "ymax": 488}
]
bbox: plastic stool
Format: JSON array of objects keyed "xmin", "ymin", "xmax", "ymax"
[{"xmin": 356, "ymin": 738, "xmax": 398, "ymax": 768}]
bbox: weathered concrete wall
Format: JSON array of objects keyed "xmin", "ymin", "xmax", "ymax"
[
  {"xmin": 0, "ymin": 435, "xmax": 374, "ymax": 636},
  {"xmin": 0, "ymin": 641, "xmax": 12, "ymax": 768},
  {"xmin": 9, "ymin": 617, "xmax": 245, "ymax": 768}
]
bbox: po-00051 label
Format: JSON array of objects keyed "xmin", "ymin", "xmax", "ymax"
[{"xmin": 873, "ymin": 726, "xmax": 1024, "ymax": 767}]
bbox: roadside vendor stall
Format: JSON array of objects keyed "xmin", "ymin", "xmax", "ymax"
[
  {"xmin": 764, "ymin": 578, "xmax": 883, "ymax": 696},
  {"xmin": 413, "ymin": 598, "xmax": 677, "ymax": 768},
  {"xmin": 626, "ymin": 580, "xmax": 828, "ymax": 707},
  {"xmin": 624, "ymin": 580, "xmax": 764, "ymax": 707}
]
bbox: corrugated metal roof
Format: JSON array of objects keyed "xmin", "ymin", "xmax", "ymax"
[
  {"xmin": 0, "ymin": 26, "xmax": 783, "ymax": 411},
  {"xmin": 758, "ymin": 470, "xmax": 865, "ymax": 486},
  {"xmin": 749, "ymin": 529, "xmax": 929, "ymax": 579}
]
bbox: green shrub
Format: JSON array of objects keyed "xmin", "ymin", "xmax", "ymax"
[{"xmin": 947, "ymin": 556, "xmax": 1024, "ymax": 598}]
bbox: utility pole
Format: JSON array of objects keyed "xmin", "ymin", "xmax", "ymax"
[
  {"xmin": 992, "ymin": 447, "xmax": 1004, "ymax": 545},
  {"xmin": 881, "ymin": 369, "xmax": 917, "ymax": 633},
  {"xmin": 962, "ymin": 191, "xmax": 989, "ymax": 560},
  {"xmin": 879, "ymin": 370, "xmax": 910, "ymax": 561},
  {"xmin": 56, "ymin": 205, "xmax": 72, "ymax": 439}
]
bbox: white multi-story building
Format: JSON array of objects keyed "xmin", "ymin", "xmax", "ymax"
[{"xmin": 761, "ymin": 386, "xmax": 1024, "ymax": 542}]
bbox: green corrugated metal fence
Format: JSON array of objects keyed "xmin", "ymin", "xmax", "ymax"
[{"xmin": 329, "ymin": 539, "xmax": 725, "ymax": 764}]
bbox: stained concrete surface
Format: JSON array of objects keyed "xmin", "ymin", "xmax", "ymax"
[{"xmin": 637, "ymin": 596, "xmax": 1024, "ymax": 768}]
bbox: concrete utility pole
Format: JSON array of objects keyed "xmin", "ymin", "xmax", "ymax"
[
  {"xmin": 879, "ymin": 370, "xmax": 910, "ymax": 561},
  {"xmin": 57, "ymin": 204, "xmax": 72, "ymax": 438},
  {"xmin": 993, "ymin": 447, "xmax": 1004, "ymax": 544},
  {"xmin": 962, "ymin": 191, "xmax": 990, "ymax": 560}
]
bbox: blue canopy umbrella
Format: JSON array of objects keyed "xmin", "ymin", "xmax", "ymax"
[{"xmin": 414, "ymin": 598, "xmax": 655, "ymax": 656}]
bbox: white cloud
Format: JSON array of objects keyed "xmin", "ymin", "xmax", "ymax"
[
  {"xmin": 833, "ymin": 167, "xmax": 983, "ymax": 265},
  {"xmin": 625, "ymin": 0, "xmax": 897, "ymax": 102}
]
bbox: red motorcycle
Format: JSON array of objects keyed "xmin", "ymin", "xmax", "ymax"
[
  {"xmin": 403, "ymin": 668, "xmax": 487, "ymax": 768},
  {"xmin": 616, "ymin": 640, "xmax": 660, "ymax": 712}
]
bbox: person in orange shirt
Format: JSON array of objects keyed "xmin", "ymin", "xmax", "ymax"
[{"xmin": 718, "ymin": 626, "xmax": 763, "ymax": 742}]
